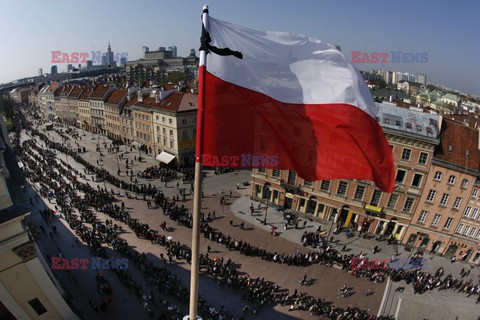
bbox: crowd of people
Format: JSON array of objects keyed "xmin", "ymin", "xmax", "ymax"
[{"xmin": 15, "ymin": 103, "xmax": 463, "ymax": 319}]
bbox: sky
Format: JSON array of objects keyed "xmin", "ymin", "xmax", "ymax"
[{"xmin": 0, "ymin": 0, "xmax": 479, "ymax": 96}]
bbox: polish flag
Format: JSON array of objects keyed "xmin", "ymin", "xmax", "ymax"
[{"xmin": 199, "ymin": 15, "xmax": 395, "ymax": 192}]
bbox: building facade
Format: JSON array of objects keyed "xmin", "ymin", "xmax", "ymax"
[
  {"xmin": 104, "ymin": 89, "xmax": 128, "ymax": 141},
  {"xmin": 251, "ymin": 103, "xmax": 441, "ymax": 242},
  {"xmin": 405, "ymin": 118, "xmax": 480, "ymax": 261}
]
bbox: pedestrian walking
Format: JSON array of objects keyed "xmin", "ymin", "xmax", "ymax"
[
  {"xmin": 240, "ymin": 222, "xmax": 244, "ymax": 230},
  {"xmin": 230, "ymin": 219, "xmax": 233, "ymax": 226}
]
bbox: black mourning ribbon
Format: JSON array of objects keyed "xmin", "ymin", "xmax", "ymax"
[{"xmin": 200, "ymin": 23, "xmax": 243, "ymax": 60}]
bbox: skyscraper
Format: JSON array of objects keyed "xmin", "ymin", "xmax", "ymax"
[
  {"xmin": 168, "ymin": 46, "xmax": 177, "ymax": 58},
  {"xmin": 51, "ymin": 65, "xmax": 58, "ymax": 75},
  {"xmin": 105, "ymin": 42, "xmax": 114, "ymax": 66}
]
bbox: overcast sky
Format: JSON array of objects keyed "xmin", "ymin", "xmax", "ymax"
[{"xmin": 0, "ymin": 0, "xmax": 479, "ymax": 96}]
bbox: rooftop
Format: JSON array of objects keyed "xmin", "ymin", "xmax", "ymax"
[
  {"xmin": 106, "ymin": 89, "xmax": 128, "ymax": 105},
  {"xmin": 434, "ymin": 118, "xmax": 480, "ymax": 172},
  {"xmin": 376, "ymin": 102, "xmax": 441, "ymax": 140}
]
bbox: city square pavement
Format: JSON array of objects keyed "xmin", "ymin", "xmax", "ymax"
[
  {"xmin": 24, "ymin": 120, "xmax": 480, "ymax": 319},
  {"xmin": 25, "ymin": 124, "xmax": 385, "ymax": 319}
]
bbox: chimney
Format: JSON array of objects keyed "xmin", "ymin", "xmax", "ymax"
[{"xmin": 138, "ymin": 89, "xmax": 143, "ymax": 102}]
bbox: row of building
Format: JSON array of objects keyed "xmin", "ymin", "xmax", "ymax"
[
  {"xmin": 251, "ymin": 102, "xmax": 480, "ymax": 264},
  {"xmin": 35, "ymin": 80, "xmax": 198, "ymax": 168}
]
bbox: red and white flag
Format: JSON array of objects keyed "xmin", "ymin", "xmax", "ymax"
[{"xmin": 199, "ymin": 15, "xmax": 395, "ymax": 192}]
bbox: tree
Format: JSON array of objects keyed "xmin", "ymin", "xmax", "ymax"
[{"xmin": 166, "ymin": 72, "xmax": 185, "ymax": 84}]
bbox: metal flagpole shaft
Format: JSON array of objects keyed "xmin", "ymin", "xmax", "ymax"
[{"xmin": 186, "ymin": 5, "xmax": 209, "ymax": 320}]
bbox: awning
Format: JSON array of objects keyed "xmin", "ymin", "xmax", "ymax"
[{"xmin": 156, "ymin": 151, "xmax": 176, "ymax": 164}]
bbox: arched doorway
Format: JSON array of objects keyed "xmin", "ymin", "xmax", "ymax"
[
  {"xmin": 262, "ymin": 183, "xmax": 271, "ymax": 201},
  {"xmin": 338, "ymin": 205, "xmax": 350, "ymax": 226},
  {"xmin": 306, "ymin": 196, "xmax": 317, "ymax": 214},
  {"xmin": 384, "ymin": 218, "xmax": 397, "ymax": 237},
  {"xmin": 431, "ymin": 241, "xmax": 441, "ymax": 253},
  {"xmin": 445, "ymin": 244, "xmax": 458, "ymax": 256}
]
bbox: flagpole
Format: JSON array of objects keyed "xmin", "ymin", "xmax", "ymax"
[{"xmin": 186, "ymin": 5, "xmax": 208, "ymax": 320}]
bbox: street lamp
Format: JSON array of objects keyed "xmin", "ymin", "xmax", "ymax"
[
  {"xmin": 402, "ymin": 232, "xmax": 427, "ymax": 269},
  {"xmin": 263, "ymin": 186, "xmax": 270, "ymax": 225},
  {"xmin": 326, "ymin": 208, "xmax": 339, "ymax": 242}
]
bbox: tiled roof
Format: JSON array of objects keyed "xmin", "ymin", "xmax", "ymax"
[
  {"xmin": 68, "ymin": 86, "xmax": 83, "ymax": 98},
  {"xmin": 124, "ymin": 94, "xmax": 139, "ymax": 108},
  {"xmin": 135, "ymin": 92, "xmax": 183, "ymax": 112},
  {"xmin": 49, "ymin": 82, "xmax": 59, "ymax": 92},
  {"xmin": 178, "ymin": 92, "xmax": 197, "ymax": 112},
  {"xmin": 79, "ymin": 88, "xmax": 93, "ymax": 100},
  {"xmin": 434, "ymin": 118, "xmax": 480, "ymax": 171},
  {"xmin": 106, "ymin": 89, "xmax": 128, "ymax": 105},
  {"xmin": 89, "ymin": 84, "xmax": 111, "ymax": 99}
]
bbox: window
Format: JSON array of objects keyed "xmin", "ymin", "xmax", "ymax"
[
  {"xmin": 354, "ymin": 185, "xmax": 365, "ymax": 201},
  {"xmin": 411, "ymin": 173, "xmax": 423, "ymax": 187},
  {"xmin": 182, "ymin": 130, "xmax": 188, "ymax": 138},
  {"xmin": 469, "ymin": 227, "xmax": 477, "ymax": 237},
  {"xmin": 170, "ymin": 140, "xmax": 173, "ymax": 148},
  {"xmin": 447, "ymin": 175, "xmax": 456, "ymax": 185},
  {"xmin": 162, "ymin": 116, "xmax": 165, "ymax": 122},
  {"xmin": 169, "ymin": 118, "xmax": 172, "ymax": 124},
  {"xmin": 461, "ymin": 179, "xmax": 468, "ymax": 189},
  {"xmin": 453, "ymin": 197, "xmax": 462, "ymax": 209},
  {"xmin": 472, "ymin": 189, "xmax": 479, "ymax": 198},
  {"xmin": 444, "ymin": 217, "xmax": 453, "ymax": 229},
  {"xmin": 403, "ymin": 197, "xmax": 414, "ymax": 213},
  {"xmin": 440, "ymin": 193, "xmax": 449, "ymax": 206},
  {"xmin": 472, "ymin": 208, "xmax": 480, "ymax": 220},
  {"xmin": 258, "ymin": 168, "xmax": 266, "ymax": 174},
  {"xmin": 287, "ymin": 170, "xmax": 297, "ymax": 185},
  {"xmin": 28, "ymin": 298, "xmax": 47, "ymax": 315},
  {"xmin": 272, "ymin": 169, "xmax": 280, "ymax": 178},
  {"xmin": 401, "ymin": 148, "xmax": 411, "ymax": 161},
  {"xmin": 370, "ymin": 190, "xmax": 382, "ymax": 206},
  {"xmin": 337, "ymin": 181, "xmax": 348, "ymax": 197},
  {"xmin": 320, "ymin": 180, "xmax": 330, "ymax": 192},
  {"xmin": 456, "ymin": 223, "xmax": 464, "ymax": 234},
  {"xmin": 182, "ymin": 119, "xmax": 187, "ymax": 125},
  {"xmin": 431, "ymin": 214, "xmax": 441, "ymax": 227},
  {"xmin": 463, "ymin": 225, "xmax": 470, "ymax": 236},
  {"xmin": 162, "ymin": 128, "xmax": 166, "ymax": 134},
  {"xmin": 387, "ymin": 194, "xmax": 399, "ymax": 209},
  {"xmin": 169, "ymin": 130, "xmax": 173, "ymax": 136},
  {"xmin": 426, "ymin": 190, "xmax": 436, "ymax": 203},
  {"xmin": 304, "ymin": 180, "xmax": 313, "ymax": 187},
  {"xmin": 464, "ymin": 206, "xmax": 472, "ymax": 217},
  {"xmin": 418, "ymin": 210, "xmax": 428, "ymax": 223},
  {"xmin": 156, "ymin": 115, "xmax": 159, "ymax": 121},
  {"xmin": 395, "ymin": 169, "xmax": 406, "ymax": 184},
  {"xmin": 434, "ymin": 171, "xmax": 443, "ymax": 181},
  {"xmin": 418, "ymin": 152, "xmax": 428, "ymax": 165},
  {"xmin": 477, "ymin": 229, "xmax": 480, "ymax": 239}
]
